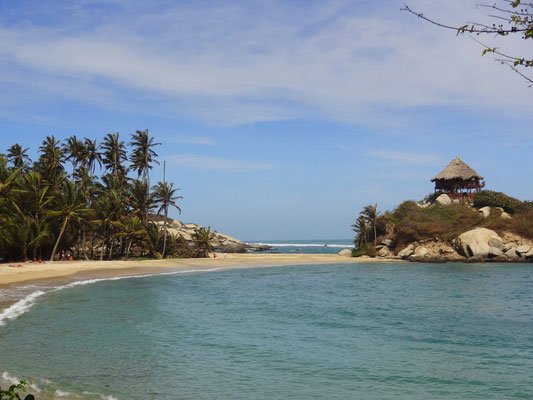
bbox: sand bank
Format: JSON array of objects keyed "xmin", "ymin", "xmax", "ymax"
[{"xmin": 0, "ymin": 253, "xmax": 403, "ymax": 286}]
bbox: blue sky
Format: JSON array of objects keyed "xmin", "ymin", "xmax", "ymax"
[{"xmin": 0, "ymin": 0, "xmax": 532, "ymax": 240}]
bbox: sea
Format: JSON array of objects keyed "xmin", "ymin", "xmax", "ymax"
[
  {"xmin": 1, "ymin": 256, "xmax": 533, "ymax": 399},
  {"xmin": 246, "ymin": 239, "xmax": 353, "ymax": 254}
]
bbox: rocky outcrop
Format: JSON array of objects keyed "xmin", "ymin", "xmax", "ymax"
[
  {"xmin": 154, "ymin": 218, "xmax": 268, "ymax": 253},
  {"xmin": 396, "ymin": 239, "xmax": 465, "ymax": 262},
  {"xmin": 455, "ymin": 228, "xmax": 502, "ymax": 258}
]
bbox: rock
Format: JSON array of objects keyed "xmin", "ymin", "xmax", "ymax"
[
  {"xmin": 246, "ymin": 244, "xmax": 273, "ymax": 252},
  {"xmin": 525, "ymin": 248, "xmax": 533, "ymax": 259},
  {"xmin": 397, "ymin": 244, "xmax": 414, "ymax": 259},
  {"xmin": 505, "ymin": 248, "xmax": 520, "ymax": 259},
  {"xmin": 436, "ymin": 194, "xmax": 452, "ymax": 206},
  {"xmin": 478, "ymin": 206, "xmax": 491, "ymax": 218},
  {"xmin": 503, "ymin": 243, "xmax": 514, "ymax": 252},
  {"xmin": 338, "ymin": 249, "xmax": 353, "ymax": 257},
  {"xmin": 183, "ymin": 223, "xmax": 198, "ymax": 230},
  {"xmin": 516, "ymin": 245, "xmax": 531, "ymax": 254},
  {"xmin": 381, "ymin": 239, "xmax": 394, "ymax": 247},
  {"xmin": 414, "ymin": 246, "xmax": 429, "ymax": 257},
  {"xmin": 488, "ymin": 247, "xmax": 503, "ymax": 258},
  {"xmin": 501, "ymin": 212, "xmax": 512, "ymax": 219},
  {"xmin": 488, "ymin": 238, "xmax": 504, "ymax": 250},
  {"xmin": 456, "ymin": 228, "xmax": 502, "ymax": 258},
  {"xmin": 377, "ymin": 247, "xmax": 392, "ymax": 257}
]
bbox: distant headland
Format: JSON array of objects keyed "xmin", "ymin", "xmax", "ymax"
[{"xmin": 351, "ymin": 157, "xmax": 533, "ymax": 263}]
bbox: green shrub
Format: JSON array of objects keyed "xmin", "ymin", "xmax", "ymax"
[
  {"xmin": 1, "ymin": 380, "xmax": 34, "ymax": 400},
  {"xmin": 352, "ymin": 244, "xmax": 376, "ymax": 257},
  {"xmin": 392, "ymin": 201, "xmax": 483, "ymax": 249},
  {"xmin": 473, "ymin": 190, "xmax": 523, "ymax": 214}
]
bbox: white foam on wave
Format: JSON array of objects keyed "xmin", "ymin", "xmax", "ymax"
[
  {"xmin": 0, "ymin": 266, "xmax": 227, "ymax": 328},
  {"xmin": 249, "ymin": 242, "xmax": 351, "ymax": 248},
  {"xmin": 2, "ymin": 371, "xmax": 20, "ymax": 385},
  {"xmin": 0, "ymin": 290, "xmax": 46, "ymax": 326}
]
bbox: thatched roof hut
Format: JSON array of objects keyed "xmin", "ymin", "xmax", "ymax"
[
  {"xmin": 431, "ymin": 157, "xmax": 483, "ymax": 182},
  {"xmin": 431, "ymin": 157, "xmax": 484, "ymax": 199}
]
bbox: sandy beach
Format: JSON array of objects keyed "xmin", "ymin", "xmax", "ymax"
[{"xmin": 0, "ymin": 253, "xmax": 402, "ymax": 286}]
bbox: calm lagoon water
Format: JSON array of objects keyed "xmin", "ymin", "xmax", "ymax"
[{"xmin": 1, "ymin": 262, "xmax": 533, "ymax": 399}]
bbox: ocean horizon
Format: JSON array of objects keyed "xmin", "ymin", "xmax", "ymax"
[{"xmin": 1, "ymin": 260, "xmax": 532, "ymax": 399}]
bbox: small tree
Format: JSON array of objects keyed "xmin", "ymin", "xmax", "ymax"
[{"xmin": 193, "ymin": 226, "xmax": 216, "ymax": 256}]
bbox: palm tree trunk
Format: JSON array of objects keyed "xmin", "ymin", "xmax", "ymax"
[
  {"xmin": 162, "ymin": 208, "xmax": 168, "ymax": 258},
  {"xmin": 51, "ymin": 217, "xmax": 69, "ymax": 261},
  {"xmin": 126, "ymin": 238, "xmax": 133, "ymax": 260}
]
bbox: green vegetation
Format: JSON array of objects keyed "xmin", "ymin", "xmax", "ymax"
[
  {"xmin": 391, "ymin": 201, "xmax": 483, "ymax": 250},
  {"xmin": 353, "ymin": 191, "xmax": 533, "ymax": 256},
  {"xmin": 351, "ymin": 204, "xmax": 386, "ymax": 256},
  {"xmin": 473, "ymin": 190, "xmax": 531, "ymax": 214},
  {"xmin": 0, "ymin": 132, "xmax": 203, "ymax": 262},
  {"xmin": 0, "ymin": 380, "xmax": 34, "ymax": 400}
]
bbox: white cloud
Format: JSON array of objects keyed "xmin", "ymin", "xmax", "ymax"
[
  {"xmin": 369, "ymin": 150, "xmax": 440, "ymax": 166},
  {"xmin": 0, "ymin": 0, "xmax": 531, "ymax": 125},
  {"xmin": 167, "ymin": 154, "xmax": 274, "ymax": 172}
]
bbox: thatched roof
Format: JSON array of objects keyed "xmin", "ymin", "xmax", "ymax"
[{"xmin": 431, "ymin": 157, "xmax": 483, "ymax": 182}]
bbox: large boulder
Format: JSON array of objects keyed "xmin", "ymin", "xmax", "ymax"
[
  {"xmin": 377, "ymin": 247, "xmax": 393, "ymax": 257},
  {"xmin": 478, "ymin": 206, "xmax": 491, "ymax": 218},
  {"xmin": 505, "ymin": 248, "xmax": 520, "ymax": 259},
  {"xmin": 397, "ymin": 244, "xmax": 414, "ymax": 259},
  {"xmin": 488, "ymin": 238, "xmax": 504, "ymax": 250},
  {"xmin": 338, "ymin": 249, "xmax": 353, "ymax": 257},
  {"xmin": 456, "ymin": 228, "xmax": 502, "ymax": 258},
  {"xmin": 501, "ymin": 212, "xmax": 512, "ymax": 219},
  {"xmin": 488, "ymin": 247, "xmax": 504, "ymax": 258},
  {"xmin": 525, "ymin": 248, "xmax": 533, "ymax": 259},
  {"xmin": 516, "ymin": 245, "xmax": 531, "ymax": 255},
  {"xmin": 435, "ymin": 194, "xmax": 452, "ymax": 206}
]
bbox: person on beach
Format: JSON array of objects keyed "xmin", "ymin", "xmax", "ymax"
[
  {"xmin": 60, "ymin": 250, "xmax": 66, "ymax": 261},
  {"xmin": 67, "ymin": 251, "xmax": 73, "ymax": 261}
]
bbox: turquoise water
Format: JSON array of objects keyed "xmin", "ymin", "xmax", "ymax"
[
  {"xmin": 1, "ymin": 262, "xmax": 533, "ymax": 399},
  {"xmin": 247, "ymin": 239, "xmax": 353, "ymax": 254}
]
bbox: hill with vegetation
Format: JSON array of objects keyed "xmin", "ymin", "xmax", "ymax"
[{"xmin": 352, "ymin": 191, "xmax": 533, "ymax": 261}]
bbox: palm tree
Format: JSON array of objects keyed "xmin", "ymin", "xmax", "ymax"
[
  {"xmin": 112, "ymin": 216, "xmax": 147, "ymax": 259},
  {"xmin": 92, "ymin": 189, "xmax": 124, "ymax": 260},
  {"xmin": 351, "ymin": 215, "xmax": 369, "ymax": 248},
  {"xmin": 193, "ymin": 226, "xmax": 216, "ymax": 254},
  {"xmin": 152, "ymin": 181, "xmax": 182, "ymax": 258},
  {"xmin": 63, "ymin": 135, "xmax": 87, "ymax": 179},
  {"xmin": 47, "ymin": 181, "xmax": 92, "ymax": 261},
  {"xmin": 128, "ymin": 180, "xmax": 155, "ymax": 225},
  {"xmin": 82, "ymin": 138, "xmax": 102, "ymax": 174},
  {"xmin": 7, "ymin": 144, "xmax": 31, "ymax": 169},
  {"xmin": 129, "ymin": 129, "xmax": 160, "ymax": 185},
  {"xmin": 102, "ymin": 133, "xmax": 127, "ymax": 178},
  {"xmin": 360, "ymin": 204, "xmax": 382, "ymax": 246},
  {"xmin": 37, "ymin": 135, "xmax": 65, "ymax": 189}
]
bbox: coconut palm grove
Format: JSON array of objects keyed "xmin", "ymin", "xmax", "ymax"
[{"xmin": 0, "ymin": 130, "xmax": 211, "ymax": 262}]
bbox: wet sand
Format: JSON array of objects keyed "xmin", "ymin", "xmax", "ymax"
[{"xmin": 0, "ymin": 253, "xmax": 402, "ymax": 287}]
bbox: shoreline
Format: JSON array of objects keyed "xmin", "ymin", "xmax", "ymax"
[{"xmin": 0, "ymin": 253, "xmax": 403, "ymax": 287}]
